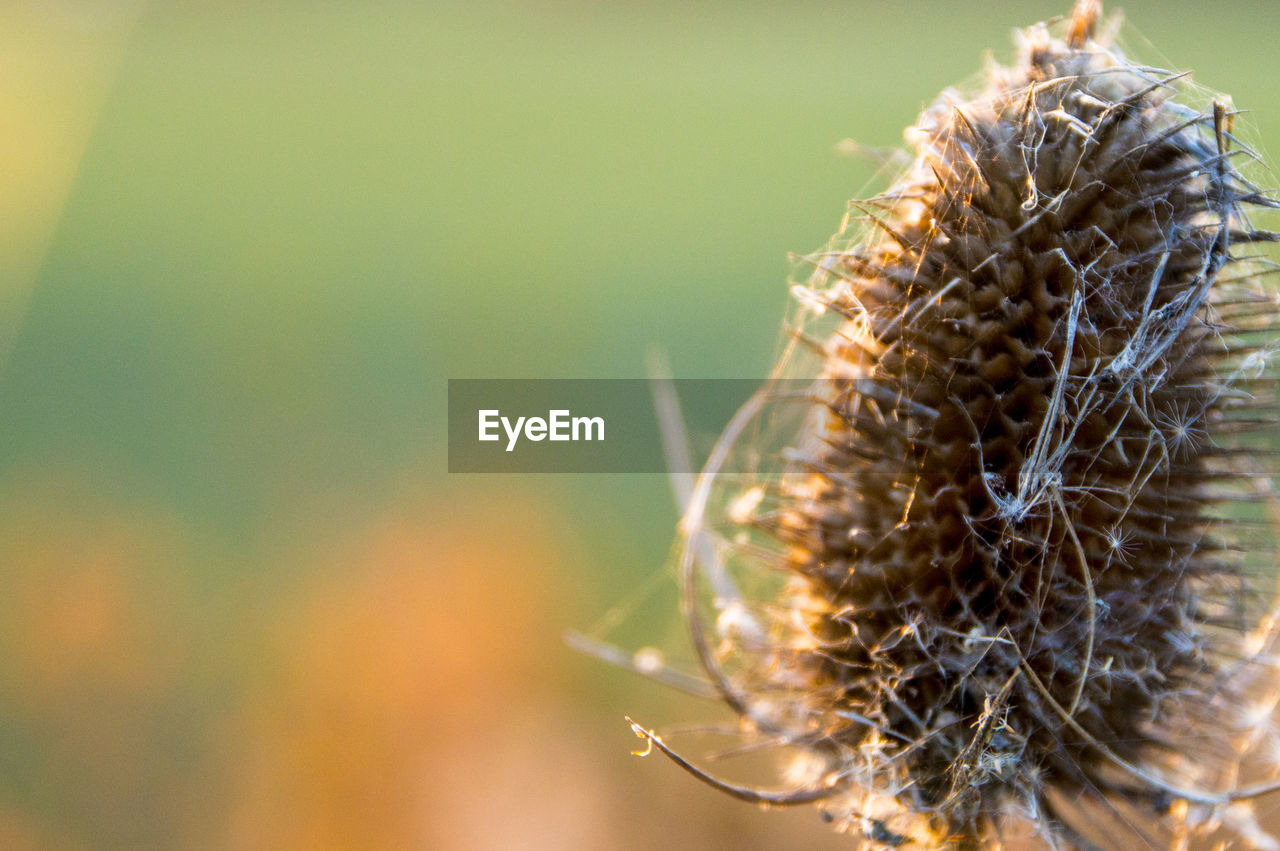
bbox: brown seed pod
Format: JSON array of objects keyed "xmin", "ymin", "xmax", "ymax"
[{"xmin": 631, "ymin": 2, "xmax": 1280, "ymax": 848}]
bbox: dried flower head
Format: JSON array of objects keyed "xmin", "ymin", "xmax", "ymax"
[{"xmin": 628, "ymin": 2, "xmax": 1280, "ymax": 847}]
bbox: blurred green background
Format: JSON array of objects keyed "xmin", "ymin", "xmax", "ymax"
[{"xmin": 3, "ymin": 1, "xmax": 1277, "ymax": 847}]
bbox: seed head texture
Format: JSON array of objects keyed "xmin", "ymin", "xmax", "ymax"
[{"xmin": 641, "ymin": 2, "xmax": 1280, "ymax": 848}]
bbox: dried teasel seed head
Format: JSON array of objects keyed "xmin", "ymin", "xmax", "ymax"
[{"xmin": 652, "ymin": 2, "xmax": 1280, "ymax": 848}]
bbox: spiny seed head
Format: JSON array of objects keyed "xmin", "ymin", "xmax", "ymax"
[{"xmin": 654, "ymin": 3, "xmax": 1280, "ymax": 848}]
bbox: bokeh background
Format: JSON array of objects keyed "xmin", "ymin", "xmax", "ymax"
[{"xmin": 4, "ymin": 1, "xmax": 1279, "ymax": 848}]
